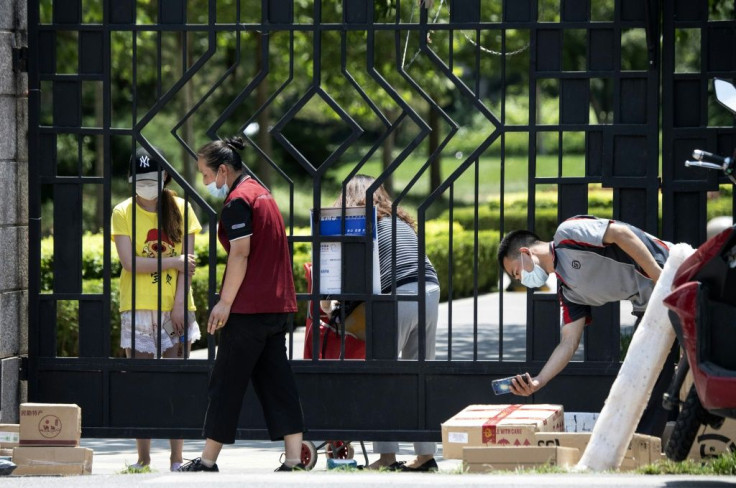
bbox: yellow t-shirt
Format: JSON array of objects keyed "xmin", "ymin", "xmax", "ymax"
[{"xmin": 111, "ymin": 196, "xmax": 202, "ymax": 312}]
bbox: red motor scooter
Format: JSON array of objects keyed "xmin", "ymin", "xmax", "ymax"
[{"xmin": 661, "ymin": 78, "xmax": 736, "ymax": 461}]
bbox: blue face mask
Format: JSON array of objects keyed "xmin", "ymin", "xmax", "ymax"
[
  {"xmin": 520, "ymin": 251, "xmax": 549, "ymax": 289},
  {"xmin": 206, "ymin": 170, "xmax": 229, "ymax": 199}
]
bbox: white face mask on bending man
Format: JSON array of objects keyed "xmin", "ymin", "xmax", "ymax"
[{"xmin": 520, "ymin": 250, "xmax": 548, "ymax": 288}]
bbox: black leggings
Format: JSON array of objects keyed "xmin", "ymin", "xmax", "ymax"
[{"xmin": 203, "ymin": 313, "xmax": 304, "ymax": 444}]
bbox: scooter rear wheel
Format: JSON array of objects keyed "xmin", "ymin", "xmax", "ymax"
[{"xmin": 665, "ymin": 384, "xmax": 708, "ymax": 461}]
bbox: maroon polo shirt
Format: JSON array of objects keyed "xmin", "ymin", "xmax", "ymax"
[{"xmin": 217, "ymin": 175, "xmax": 297, "ymax": 314}]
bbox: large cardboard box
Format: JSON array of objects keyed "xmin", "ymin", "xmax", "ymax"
[
  {"xmin": 19, "ymin": 403, "xmax": 81, "ymax": 447},
  {"xmin": 441, "ymin": 404, "xmax": 564, "ymax": 459},
  {"xmin": 535, "ymin": 432, "xmax": 661, "ymax": 470},
  {"xmin": 463, "ymin": 446, "xmax": 579, "ymax": 473},
  {"xmin": 686, "ymin": 417, "xmax": 736, "ymax": 460},
  {"xmin": 0, "ymin": 424, "xmax": 19, "ymax": 448},
  {"xmin": 12, "ymin": 447, "xmax": 93, "ymax": 476}
]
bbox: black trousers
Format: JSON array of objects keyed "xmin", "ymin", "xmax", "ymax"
[{"xmin": 203, "ymin": 313, "xmax": 304, "ymax": 444}]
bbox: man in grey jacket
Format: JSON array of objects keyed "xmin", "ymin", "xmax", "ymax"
[{"xmin": 497, "ymin": 215, "xmax": 673, "ymax": 436}]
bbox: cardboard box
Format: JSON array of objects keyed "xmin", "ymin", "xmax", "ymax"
[
  {"xmin": 686, "ymin": 417, "xmax": 736, "ymax": 460},
  {"xmin": 535, "ymin": 432, "xmax": 661, "ymax": 471},
  {"xmin": 463, "ymin": 446, "xmax": 579, "ymax": 473},
  {"xmin": 11, "ymin": 447, "xmax": 93, "ymax": 476},
  {"xmin": 0, "ymin": 424, "xmax": 19, "ymax": 448},
  {"xmin": 564, "ymin": 412, "xmax": 599, "ymax": 432},
  {"xmin": 19, "ymin": 403, "xmax": 81, "ymax": 447},
  {"xmin": 441, "ymin": 404, "xmax": 564, "ymax": 459}
]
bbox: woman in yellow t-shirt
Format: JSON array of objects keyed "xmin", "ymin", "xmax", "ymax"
[{"xmin": 111, "ymin": 147, "xmax": 202, "ymax": 472}]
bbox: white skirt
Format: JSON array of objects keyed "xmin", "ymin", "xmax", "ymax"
[{"xmin": 120, "ymin": 310, "xmax": 201, "ymax": 354}]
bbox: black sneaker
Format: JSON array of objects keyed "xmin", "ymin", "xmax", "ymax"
[
  {"xmin": 177, "ymin": 458, "xmax": 219, "ymax": 472},
  {"xmin": 275, "ymin": 462, "xmax": 306, "ymax": 472}
]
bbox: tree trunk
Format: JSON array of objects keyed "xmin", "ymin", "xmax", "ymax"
[
  {"xmin": 255, "ymin": 33, "xmax": 272, "ymax": 188},
  {"xmin": 381, "ymin": 113, "xmax": 396, "ymax": 195},
  {"xmin": 535, "ymin": 83, "xmax": 545, "ymax": 154},
  {"xmin": 429, "ymin": 102, "xmax": 441, "ymax": 191}
]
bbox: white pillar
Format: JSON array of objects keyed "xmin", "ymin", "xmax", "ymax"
[{"xmin": 576, "ymin": 243, "xmax": 694, "ymax": 471}]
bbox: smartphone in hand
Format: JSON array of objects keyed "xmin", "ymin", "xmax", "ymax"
[
  {"xmin": 492, "ymin": 375, "xmax": 529, "ymax": 395},
  {"xmin": 161, "ymin": 318, "xmax": 178, "ymax": 339}
]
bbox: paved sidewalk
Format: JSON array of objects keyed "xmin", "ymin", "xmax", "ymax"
[
  {"xmin": 191, "ymin": 287, "xmax": 637, "ymax": 361},
  {"xmin": 2, "ymin": 289, "xmax": 652, "ymax": 485},
  {"xmin": 80, "ymin": 437, "xmax": 462, "ymax": 474},
  {"xmin": 5, "ymin": 437, "xmax": 736, "ymax": 487}
]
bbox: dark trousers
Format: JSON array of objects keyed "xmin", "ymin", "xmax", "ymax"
[{"xmin": 203, "ymin": 313, "xmax": 304, "ymax": 444}]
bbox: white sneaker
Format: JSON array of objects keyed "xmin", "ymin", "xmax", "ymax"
[{"xmin": 170, "ymin": 462, "xmax": 183, "ymax": 472}]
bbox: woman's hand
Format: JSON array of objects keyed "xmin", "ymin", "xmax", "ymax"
[
  {"xmin": 172, "ymin": 254, "xmax": 196, "ymax": 276},
  {"xmin": 170, "ymin": 301, "xmax": 186, "ymax": 336},
  {"xmin": 207, "ymin": 300, "xmax": 232, "ymax": 334}
]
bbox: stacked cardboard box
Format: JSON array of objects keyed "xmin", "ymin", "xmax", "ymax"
[
  {"xmin": 686, "ymin": 418, "xmax": 736, "ymax": 460},
  {"xmin": 441, "ymin": 404, "xmax": 565, "ymax": 467},
  {"xmin": 0, "ymin": 423, "xmax": 19, "ymax": 457},
  {"xmin": 675, "ymin": 370, "xmax": 736, "ymax": 461},
  {"xmin": 442, "ymin": 404, "xmax": 663, "ymax": 472},
  {"xmin": 464, "ymin": 446, "xmax": 579, "ymax": 473},
  {"xmin": 12, "ymin": 403, "xmax": 92, "ymax": 476},
  {"xmin": 535, "ymin": 432, "xmax": 662, "ymax": 470}
]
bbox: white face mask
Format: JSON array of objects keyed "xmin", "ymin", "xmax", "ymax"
[
  {"xmin": 520, "ymin": 251, "xmax": 549, "ymax": 289},
  {"xmin": 135, "ymin": 181, "xmax": 160, "ymax": 201},
  {"xmin": 206, "ymin": 169, "xmax": 229, "ymax": 199}
]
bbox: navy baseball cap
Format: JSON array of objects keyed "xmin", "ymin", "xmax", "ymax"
[{"xmin": 128, "ymin": 147, "xmax": 164, "ymax": 182}]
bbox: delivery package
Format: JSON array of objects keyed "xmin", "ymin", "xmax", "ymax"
[
  {"xmin": 0, "ymin": 424, "xmax": 19, "ymax": 448},
  {"xmin": 686, "ymin": 417, "xmax": 736, "ymax": 460},
  {"xmin": 19, "ymin": 403, "xmax": 81, "ymax": 447},
  {"xmin": 535, "ymin": 431, "xmax": 661, "ymax": 470},
  {"xmin": 463, "ymin": 446, "xmax": 579, "ymax": 473},
  {"xmin": 12, "ymin": 447, "xmax": 92, "ymax": 476},
  {"xmin": 441, "ymin": 404, "xmax": 564, "ymax": 459}
]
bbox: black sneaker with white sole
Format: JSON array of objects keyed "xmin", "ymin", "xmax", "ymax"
[{"xmin": 177, "ymin": 458, "xmax": 219, "ymax": 472}]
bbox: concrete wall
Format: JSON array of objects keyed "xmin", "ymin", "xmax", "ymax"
[{"xmin": 0, "ymin": 0, "xmax": 27, "ymax": 423}]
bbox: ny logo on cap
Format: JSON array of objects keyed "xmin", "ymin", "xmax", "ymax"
[{"xmin": 139, "ymin": 155, "xmax": 150, "ymax": 168}]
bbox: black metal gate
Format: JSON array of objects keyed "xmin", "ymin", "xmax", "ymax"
[{"xmin": 26, "ymin": 0, "xmax": 735, "ymax": 442}]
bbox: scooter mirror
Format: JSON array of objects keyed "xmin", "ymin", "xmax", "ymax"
[{"xmin": 714, "ymin": 78, "xmax": 736, "ymax": 114}]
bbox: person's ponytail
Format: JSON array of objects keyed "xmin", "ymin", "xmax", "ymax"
[
  {"xmin": 160, "ymin": 182, "xmax": 183, "ymax": 244},
  {"xmin": 197, "ymin": 137, "xmax": 245, "ymax": 172}
]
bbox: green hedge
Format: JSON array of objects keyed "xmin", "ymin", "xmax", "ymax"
[
  {"xmin": 41, "ymin": 187, "xmax": 735, "ymax": 357},
  {"xmin": 44, "ymin": 225, "xmax": 499, "ymax": 356},
  {"xmin": 436, "ymin": 190, "xmax": 615, "ymax": 240}
]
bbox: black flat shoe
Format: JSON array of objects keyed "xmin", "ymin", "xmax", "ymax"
[
  {"xmin": 275, "ymin": 462, "xmax": 306, "ymax": 471},
  {"xmin": 400, "ymin": 458, "xmax": 438, "ymax": 472}
]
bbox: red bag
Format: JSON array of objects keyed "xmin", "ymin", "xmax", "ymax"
[{"xmin": 302, "ymin": 263, "xmax": 366, "ymax": 360}]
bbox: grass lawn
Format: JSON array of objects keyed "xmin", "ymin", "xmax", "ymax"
[
  {"xmin": 274, "ymin": 153, "xmax": 570, "ymax": 226},
  {"xmin": 327, "ymin": 153, "xmax": 566, "ymax": 199}
]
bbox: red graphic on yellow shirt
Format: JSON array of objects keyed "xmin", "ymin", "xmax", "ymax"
[{"xmin": 142, "ymin": 229, "xmax": 176, "ymax": 258}]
